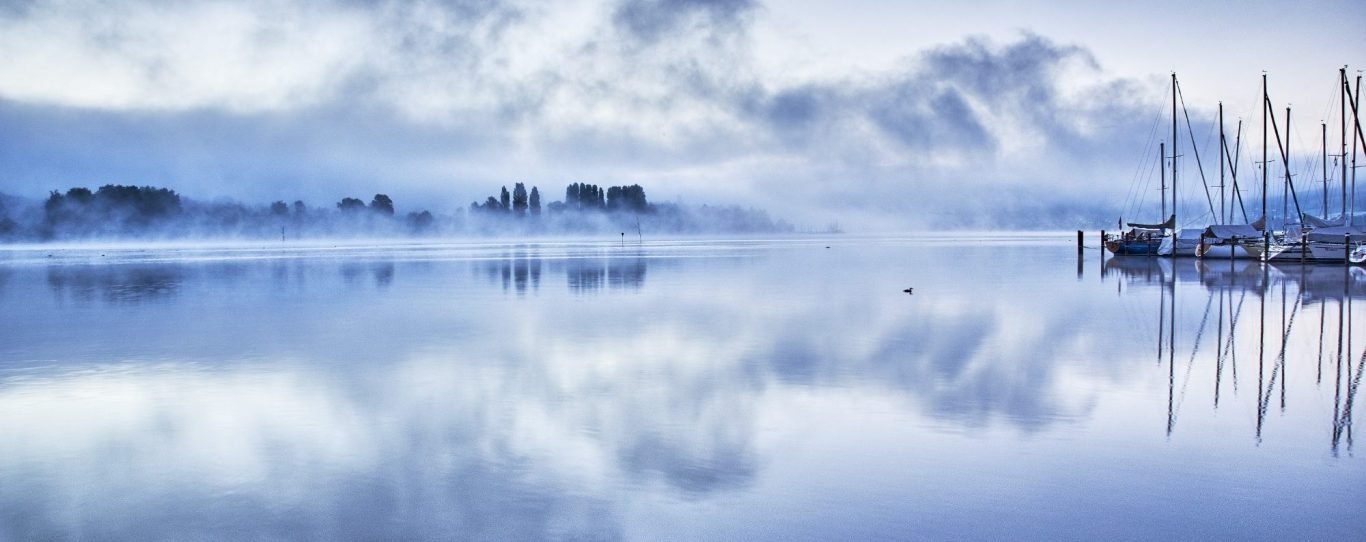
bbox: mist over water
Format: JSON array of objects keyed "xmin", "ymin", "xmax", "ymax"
[{"xmin": 0, "ymin": 235, "xmax": 1362, "ymax": 540}]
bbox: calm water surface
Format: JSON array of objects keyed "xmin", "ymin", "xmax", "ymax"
[{"xmin": 0, "ymin": 235, "xmax": 1362, "ymax": 540}]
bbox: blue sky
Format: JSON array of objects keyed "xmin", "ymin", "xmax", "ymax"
[{"xmin": 1, "ymin": 0, "xmax": 1362, "ymax": 228}]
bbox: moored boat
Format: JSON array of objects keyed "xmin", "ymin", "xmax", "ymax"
[
  {"xmin": 1197, "ymin": 224, "xmax": 1265, "ymax": 259},
  {"xmin": 1106, "ymin": 215, "xmax": 1173, "ymax": 256}
]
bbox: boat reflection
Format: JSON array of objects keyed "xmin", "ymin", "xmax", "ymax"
[{"xmin": 1102, "ymin": 257, "xmax": 1363, "ymax": 452}]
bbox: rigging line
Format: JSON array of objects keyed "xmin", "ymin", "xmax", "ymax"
[
  {"xmin": 1227, "ymin": 288, "xmax": 1248, "ymax": 392},
  {"xmin": 1319, "ymin": 302, "xmax": 1326, "ymax": 385},
  {"xmin": 1222, "ymin": 100, "xmax": 1255, "ymax": 221},
  {"xmin": 1121, "ymin": 86, "xmax": 1165, "ymax": 214},
  {"xmin": 1122, "ymin": 86, "xmax": 1170, "ymax": 220},
  {"xmin": 1222, "ymin": 288, "xmax": 1246, "ymax": 361},
  {"xmin": 1292, "ymin": 115, "xmax": 1326, "ymax": 214},
  {"xmin": 1342, "ymin": 77, "xmax": 1366, "ymax": 161},
  {"xmin": 1259, "ymin": 294, "xmax": 1302, "ymax": 419},
  {"xmin": 1131, "ymin": 144, "xmax": 1160, "ymax": 222},
  {"xmin": 1227, "ymin": 120, "xmax": 1250, "ymax": 222},
  {"xmin": 1337, "ymin": 343, "xmax": 1366, "ymax": 435},
  {"xmin": 1216, "ymin": 289, "xmax": 1227, "ymax": 406},
  {"xmin": 1200, "ymin": 110, "xmax": 1220, "ymax": 182},
  {"xmin": 1174, "ymin": 286, "xmax": 1217, "ymax": 418},
  {"xmin": 1265, "ymin": 93, "xmax": 1306, "ymax": 222},
  {"xmin": 1177, "ymin": 81, "xmax": 1219, "ymax": 220}
]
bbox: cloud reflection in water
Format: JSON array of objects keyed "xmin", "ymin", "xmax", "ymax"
[{"xmin": 0, "ymin": 239, "xmax": 1362, "ymax": 539}]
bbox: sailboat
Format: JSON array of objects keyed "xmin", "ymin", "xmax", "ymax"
[
  {"xmin": 1107, "ymin": 214, "xmax": 1174, "ymax": 255},
  {"xmin": 1107, "ymin": 138, "xmax": 1173, "ymax": 255},
  {"xmin": 1197, "ymin": 101, "xmax": 1265, "ymax": 259},
  {"xmin": 1109, "ymin": 74, "xmax": 1181, "ymax": 256},
  {"xmin": 1265, "ymin": 68, "xmax": 1366, "ymax": 262},
  {"xmin": 1153, "ymin": 72, "xmax": 1214, "ymax": 258}
]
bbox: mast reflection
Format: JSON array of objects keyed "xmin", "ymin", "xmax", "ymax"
[{"xmin": 1102, "ymin": 257, "xmax": 1364, "ymax": 451}]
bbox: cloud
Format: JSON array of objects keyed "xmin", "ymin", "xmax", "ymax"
[
  {"xmin": 0, "ymin": 0, "xmax": 1165, "ymax": 229},
  {"xmin": 612, "ymin": 0, "xmax": 757, "ymax": 43}
]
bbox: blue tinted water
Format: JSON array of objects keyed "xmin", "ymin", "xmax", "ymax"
[{"xmin": 0, "ymin": 235, "xmax": 1361, "ymax": 540}]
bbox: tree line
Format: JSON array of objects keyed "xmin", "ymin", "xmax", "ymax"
[
  {"xmin": 470, "ymin": 182, "xmax": 649, "ymax": 216},
  {"xmin": 0, "ymin": 181, "xmax": 793, "ymax": 241}
]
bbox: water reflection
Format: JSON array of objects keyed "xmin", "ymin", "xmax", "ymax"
[
  {"xmin": 1102, "ymin": 253, "xmax": 1171, "ymax": 283},
  {"xmin": 561, "ymin": 257, "xmax": 647, "ymax": 294},
  {"xmin": 341, "ymin": 261, "xmax": 395, "ymax": 289},
  {"xmin": 0, "ymin": 241, "xmax": 1360, "ymax": 540},
  {"xmin": 1097, "ymin": 254, "xmax": 1364, "ymax": 453},
  {"xmin": 47, "ymin": 264, "xmax": 184, "ymax": 304},
  {"xmin": 474, "ymin": 249, "xmax": 544, "ymax": 295},
  {"xmin": 31, "ymin": 252, "xmax": 655, "ymax": 305}
]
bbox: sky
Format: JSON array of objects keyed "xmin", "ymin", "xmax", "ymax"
[{"xmin": 1, "ymin": 0, "xmax": 1363, "ymax": 229}]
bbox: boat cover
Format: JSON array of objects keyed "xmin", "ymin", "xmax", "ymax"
[
  {"xmin": 1158, "ymin": 229, "xmax": 1202, "ymax": 256},
  {"xmin": 1127, "ymin": 214, "xmax": 1175, "ymax": 230},
  {"xmin": 1301, "ymin": 214, "xmax": 1345, "ymax": 228},
  {"xmin": 1306, "ymin": 226, "xmax": 1366, "ymax": 243},
  {"xmin": 1202, "ymin": 225, "xmax": 1261, "ymax": 240},
  {"xmin": 1175, "ymin": 229, "xmax": 1203, "ymax": 241}
]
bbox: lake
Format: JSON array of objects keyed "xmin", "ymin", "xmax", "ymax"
[{"xmin": 0, "ymin": 234, "xmax": 1362, "ymax": 540}]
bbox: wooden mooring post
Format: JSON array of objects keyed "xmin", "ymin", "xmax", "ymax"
[{"xmin": 1077, "ymin": 230, "xmax": 1084, "ymax": 254}]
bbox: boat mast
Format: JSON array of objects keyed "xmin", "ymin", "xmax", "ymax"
[
  {"xmin": 1286, "ymin": 106, "xmax": 1293, "ymax": 224},
  {"xmin": 1230, "ymin": 119, "xmax": 1248, "ymax": 222},
  {"xmin": 1323, "ymin": 122, "xmax": 1328, "ymax": 218},
  {"xmin": 1161, "ymin": 142, "xmax": 1167, "ymax": 221},
  {"xmin": 1342, "ymin": 67, "xmax": 1348, "ymax": 222},
  {"xmin": 1262, "ymin": 72, "xmax": 1268, "ymax": 225},
  {"xmin": 1220, "ymin": 102, "xmax": 1227, "ymax": 223},
  {"xmin": 1353, "ymin": 74, "xmax": 1361, "ymax": 227},
  {"xmin": 1172, "ymin": 72, "xmax": 1178, "ymax": 230},
  {"xmin": 1336, "ymin": 70, "xmax": 1366, "ymax": 227}
]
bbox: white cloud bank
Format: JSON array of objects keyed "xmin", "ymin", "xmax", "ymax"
[{"xmin": 0, "ymin": 0, "xmax": 1252, "ymax": 229}]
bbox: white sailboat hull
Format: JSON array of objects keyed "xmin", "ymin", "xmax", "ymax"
[
  {"xmin": 1197, "ymin": 244, "xmax": 1261, "ymax": 259},
  {"xmin": 1266, "ymin": 241, "xmax": 1359, "ymax": 263},
  {"xmin": 1307, "ymin": 241, "xmax": 1354, "ymax": 262}
]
